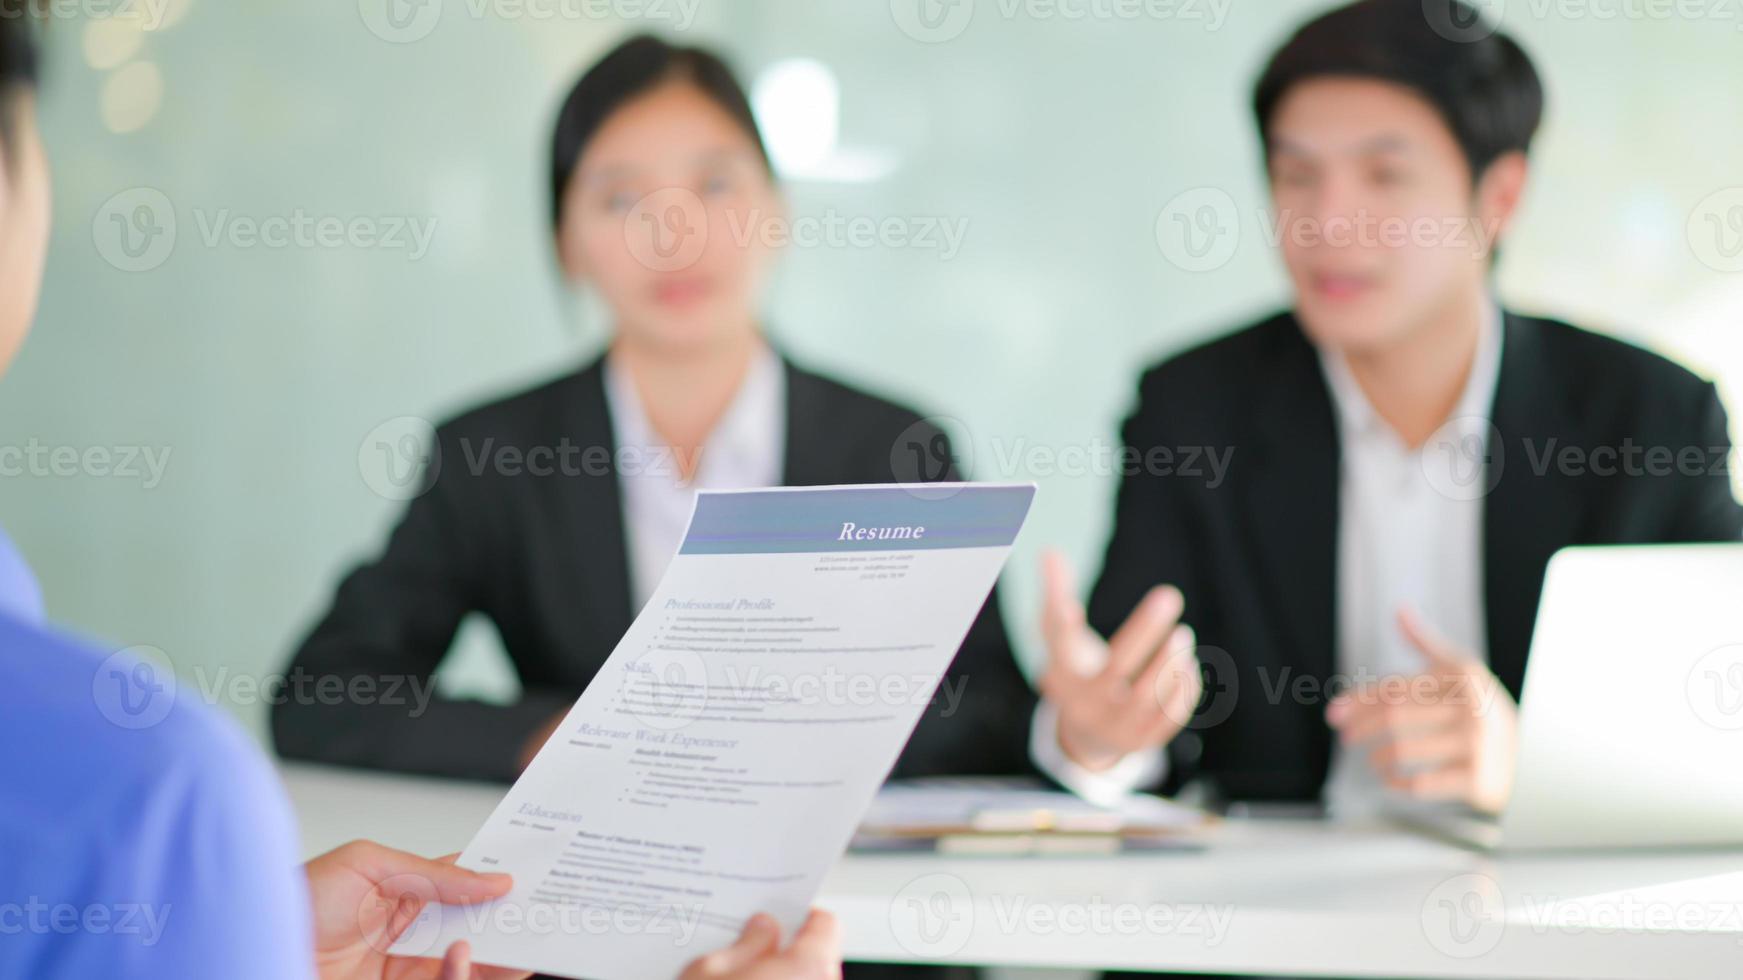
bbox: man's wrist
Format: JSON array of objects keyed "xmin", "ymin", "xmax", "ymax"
[{"xmin": 1055, "ymin": 718, "xmax": 1126, "ymax": 773}]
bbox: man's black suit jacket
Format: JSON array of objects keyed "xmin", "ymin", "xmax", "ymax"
[
  {"xmin": 1088, "ymin": 310, "xmax": 1743, "ymax": 803},
  {"xmin": 273, "ymin": 355, "xmax": 1036, "ymax": 782}
]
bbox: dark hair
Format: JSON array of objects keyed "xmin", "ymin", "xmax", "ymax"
[
  {"xmin": 0, "ymin": 0, "xmax": 42, "ymax": 159},
  {"xmin": 1253, "ymin": 0, "xmax": 1544, "ymax": 183},
  {"xmin": 549, "ymin": 34, "xmax": 772, "ymax": 230}
]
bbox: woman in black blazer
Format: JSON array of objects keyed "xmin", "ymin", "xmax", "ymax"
[{"xmin": 272, "ymin": 36, "xmax": 1034, "ymax": 791}]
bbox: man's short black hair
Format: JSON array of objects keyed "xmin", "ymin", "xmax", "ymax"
[
  {"xmin": 0, "ymin": 0, "xmax": 43, "ymax": 160},
  {"xmin": 549, "ymin": 34, "xmax": 772, "ymax": 231},
  {"xmin": 1253, "ymin": 0, "xmax": 1544, "ymax": 183}
]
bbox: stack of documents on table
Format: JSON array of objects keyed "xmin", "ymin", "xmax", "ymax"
[{"xmin": 853, "ymin": 778, "xmax": 1213, "ymax": 854}]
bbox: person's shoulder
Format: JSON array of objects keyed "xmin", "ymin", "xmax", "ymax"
[
  {"xmin": 1515, "ymin": 313, "xmax": 1714, "ymax": 392},
  {"xmin": 432, "ymin": 357, "xmax": 604, "ymax": 444},
  {"xmin": 1132, "ymin": 310, "xmax": 1305, "ymax": 412},
  {"xmin": 1512, "ymin": 313, "xmax": 1725, "ymax": 431},
  {"xmin": 785, "ymin": 355, "xmax": 931, "ymax": 431},
  {"xmin": 0, "ymin": 614, "xmax": 311, "ymax": 977},
  {"xmin": 0, "ymin": 613, "xmax": 292, "ymax": 850}
]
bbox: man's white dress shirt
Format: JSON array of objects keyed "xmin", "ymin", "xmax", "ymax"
[{"xmin": 1034, "ymin": 309, "xmax": 1503, "ymax": 814}]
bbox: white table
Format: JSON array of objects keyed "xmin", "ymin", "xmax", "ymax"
[{"xmin": 282, "ymin": 763, "xmax": 1743, "ymax": 979}]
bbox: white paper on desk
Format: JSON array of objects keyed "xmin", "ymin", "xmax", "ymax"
[
  {"xmin": 860, "ymin": 780, "xmax": 1207, "ymax": 834},
  {"xmin": 391, "ymin": 482, "xmax": 1036, "ymax": 980}
]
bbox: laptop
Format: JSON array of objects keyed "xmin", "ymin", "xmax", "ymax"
[{"xmin": 1390, "ymin": 543, "xmax": 1743, "ymax": 851}]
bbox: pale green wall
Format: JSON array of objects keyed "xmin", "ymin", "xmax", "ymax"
[{"xmin": 4, "ymin": 0, "xmax": 1739, "ymax": 741}]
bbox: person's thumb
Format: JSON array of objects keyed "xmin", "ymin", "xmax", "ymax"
[
  {"xmin": 694, "ymin": 914, "xmax": 782, "ymax": 977},
  {"xmin": 1040, "ymin": 550, "xmax": 1088, "ymax": 667},
  {"xmin": 785, "ymin": 910, "xmax": 843, "ymax": 976},
  {"xmin": 363, "ymin": 846, "xmax": 514, "ymax": 906},
  {"xmin": 439, "ymin": 940, "xmax": 474, "ymax": 980},
  {"xmin": 1396, "ymin": 606, "xmax": 1468, "ymax": 673}
]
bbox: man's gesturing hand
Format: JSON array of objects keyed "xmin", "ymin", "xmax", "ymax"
[
  {"xmin": 1038, "ymin": 550, "xmax": 1201, "ymax": 772},
  {"xmin": 1326, "ymin": 607, "xmax": 1519, "ymax": 814}
]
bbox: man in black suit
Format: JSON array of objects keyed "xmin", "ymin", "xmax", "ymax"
[{"xmin": 1032, "ymin": 0, "xmax": 1743, "ymax": 818}]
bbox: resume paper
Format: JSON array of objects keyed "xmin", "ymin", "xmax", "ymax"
[{"xmin": 393, "ymin": 483, "xmax": 1036, "ymax": 979}]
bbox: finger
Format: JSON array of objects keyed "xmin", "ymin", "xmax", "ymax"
[
  {"xmin": 439, "ymin": 940, "xmax": 472, "ymax": 980},
  {"xmin": 1326, "ymin": 684, "xmax": 1383, "ymax": 727},
  {"xmin": 697, "ymin": 913, "xmax": 782, "ymax": 976},
  {"xmin": 345, "ymin": 842, "xmax": 514, "ymax": 906},
  {"xmin": 1396, "ymin": 606, "xmax": 1468, "ymax": 673},
  {"xmin": 1385, "ymin": 761, "xmax": 1473, "ymax": 801},
  {"xmin": 385, "ymin": 891, "xmax": 427, "ymax": 947},
  {"xmin": 438, "ymin": 944, "xmax": 535, "ymax": 980},
  {"xmin": 1333, "ymin": 699, "xmax": 1454, "ymax": 745},
  {"xmin": 1040, "ymin": 551, "xmax": 1091, "ymax": 673},
  {"xmin": 1330, "ymin": 667, "xmax": 1472, "ymax": 724},
  {"xmin": 1155, "ymin": 634, "xmax": 1204, "ymax": 733},
  {"xmin": 1327, "ymin": 669, "xmax": 1460, "ymax": 725},
  {"xmin": 1368, "ymin": 728, "xmax": 1472, "ymax": 774},
  {"xmin": 1132, "ymin": 665, "xmax": 1202, "ymax": 748},
  {"xmin": 784, "ymin": 910, "xmax": 843, "ymax": 977},
  {"xmin": 1131, "ymin": 626, "xmax": 1199, "ymax": 725},
  {"xmin": 1103, "ymin": 585, "xmax": 1183, "ymax": 683},
  {"xmin": 1332, "ymin": 699, "xmax": 1463, "ymax": 746}
]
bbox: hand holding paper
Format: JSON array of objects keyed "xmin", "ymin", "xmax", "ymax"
[{"xmin": 395, "ymin": 483, "xmax": 1034, "ymax": 979}]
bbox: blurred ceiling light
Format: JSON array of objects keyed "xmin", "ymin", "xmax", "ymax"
[
  {"xmin": 83, "ymin": 18, "xmax": 146, "ymax": 70},
  {"xmin": 101, "ymin": 62, "xmax": 164, "ymax": 134},
  {"xmin": 752, "ymin": 58, "xmax": 841, "ymax": 175},
  {"xmin": 803, "ymin": 146, "xmax": 900, "ymax": 184},
  {"xmin": 751, "ymin": 58, "xmax": 898, "ymax": 184}
]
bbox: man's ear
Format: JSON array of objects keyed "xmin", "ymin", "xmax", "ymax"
[{"xmin": 1473, "ymin": 150, "xmax": 1529, "ymax": 257}]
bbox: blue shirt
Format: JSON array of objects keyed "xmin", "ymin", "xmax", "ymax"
[
  {"xmin": 0, "ymin": 527, "xmax": 42, "ymax": 623},
  {"xmin": 0, "ymin": 533, "xmax": 313, "ymax": 979}
]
